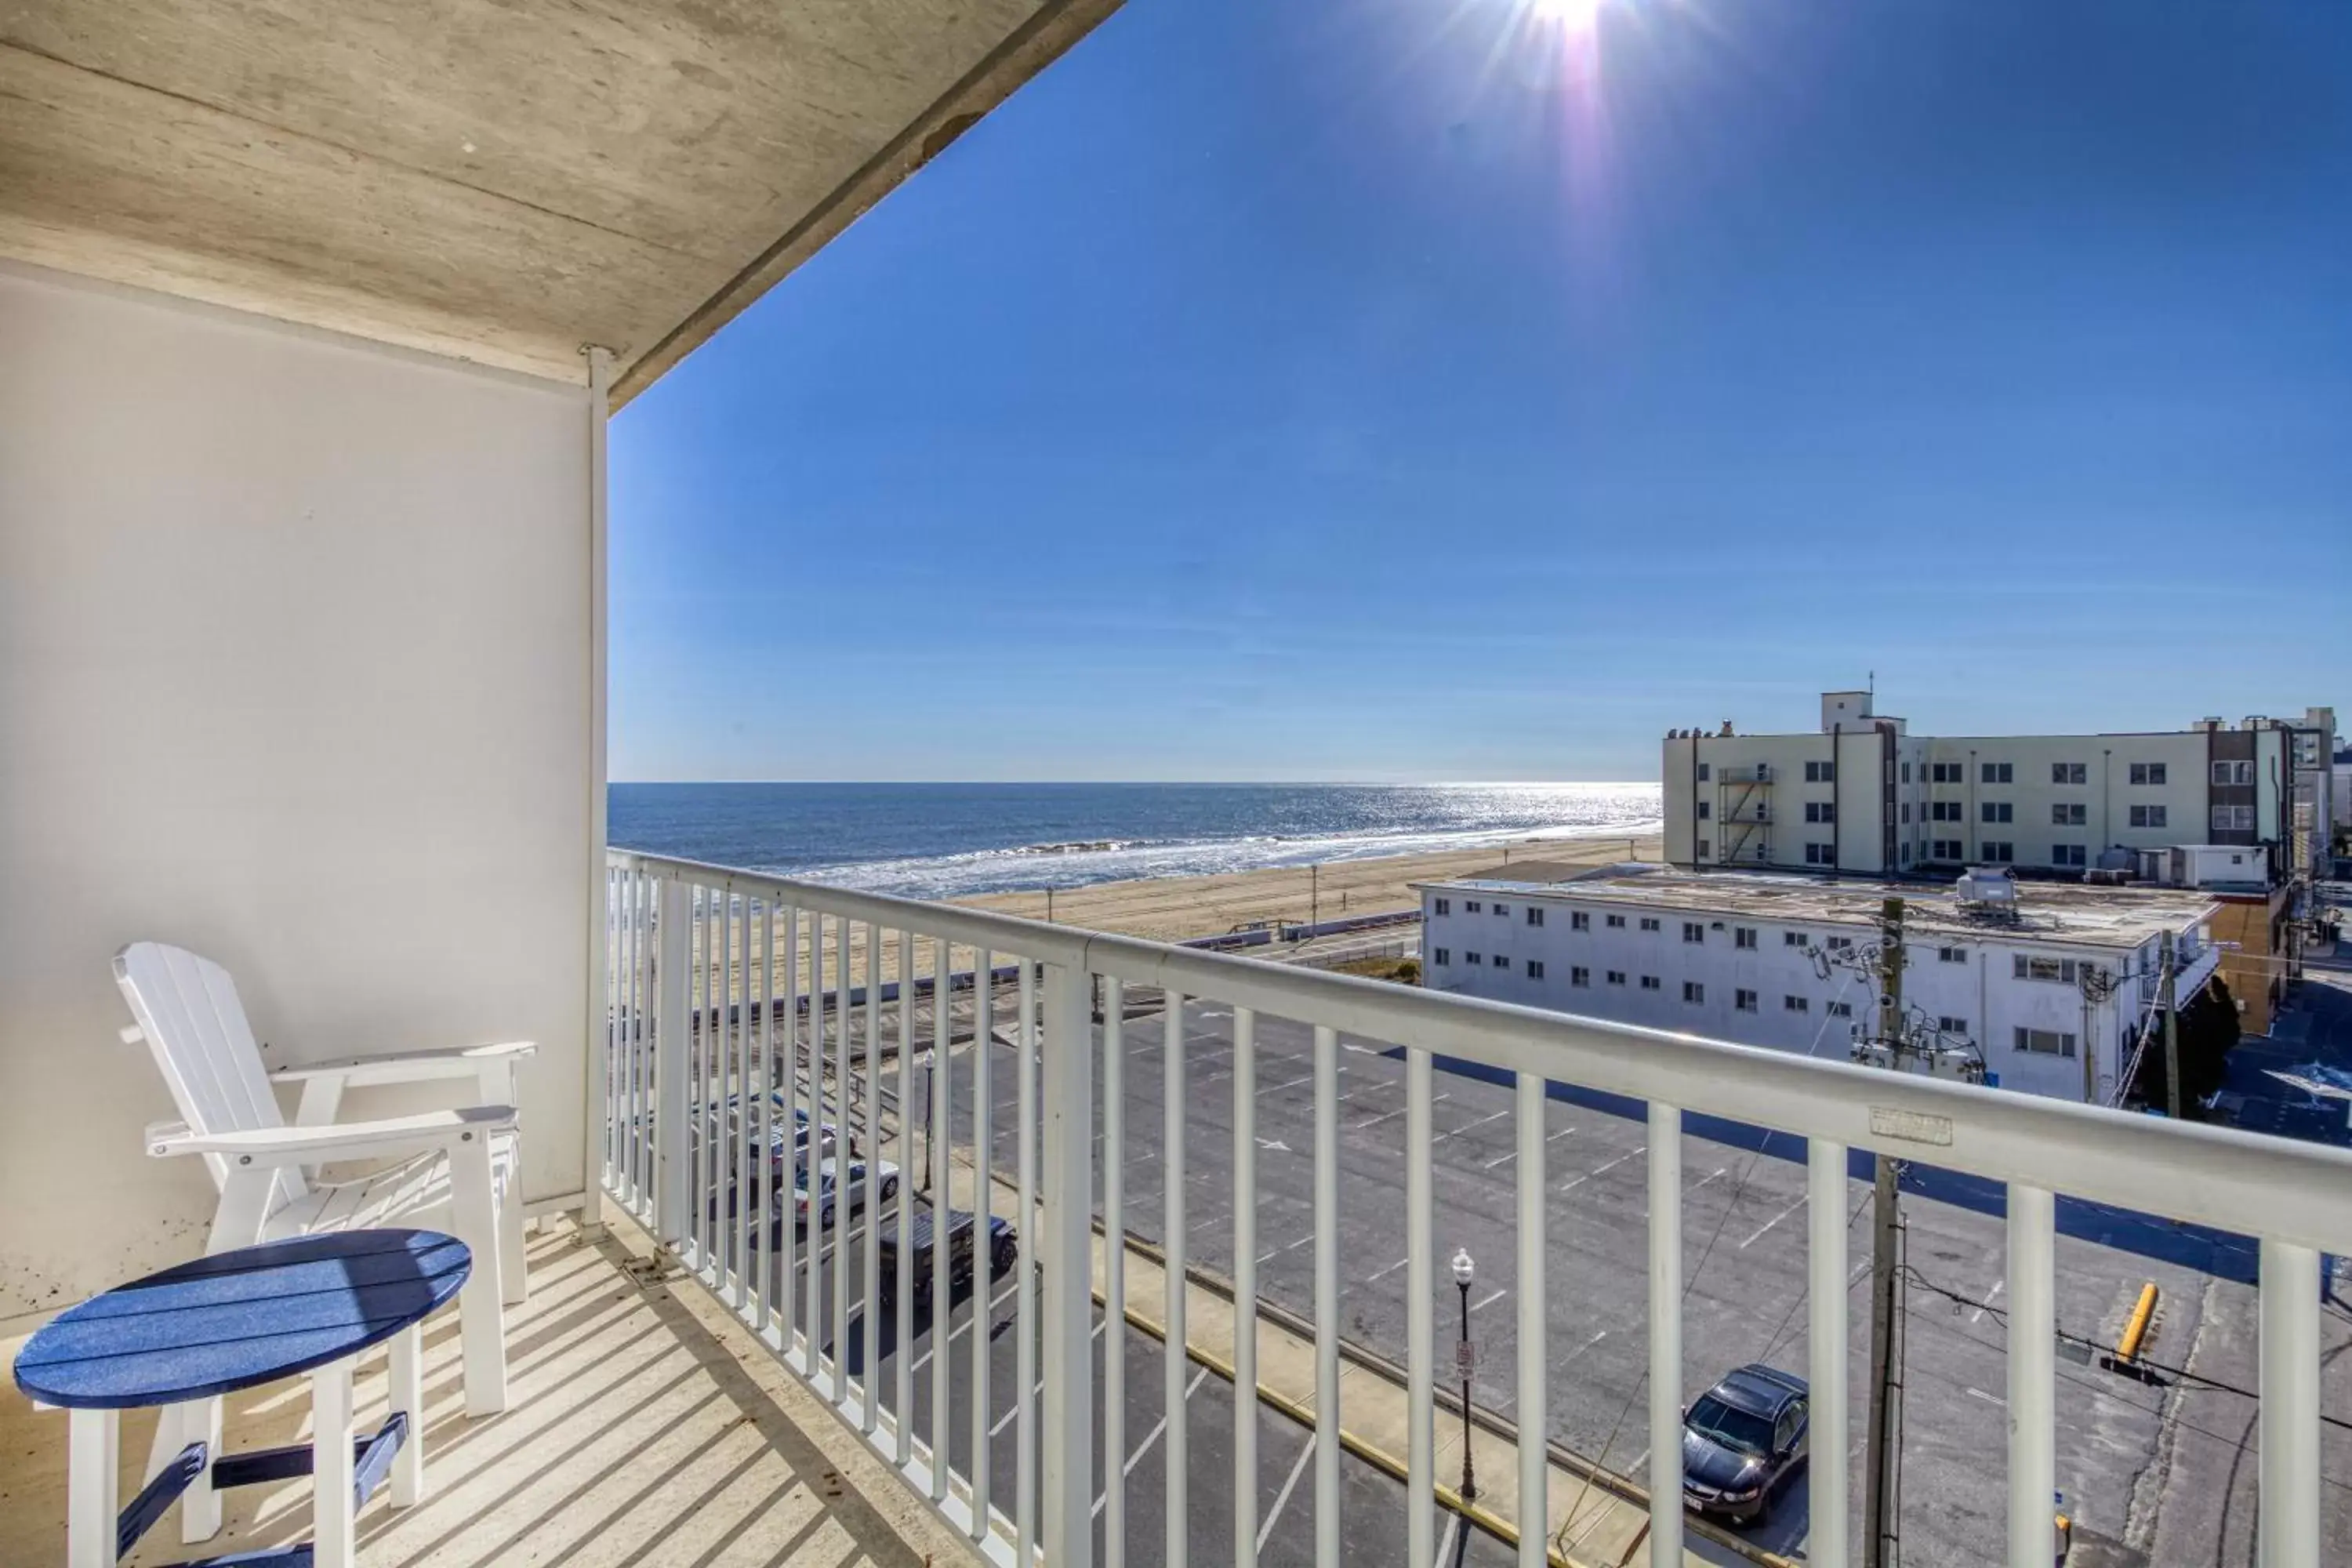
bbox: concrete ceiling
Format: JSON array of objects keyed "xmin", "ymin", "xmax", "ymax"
[{"xmin": 0, "ymin": 0, "xmax": 1120, "ymax": 404}]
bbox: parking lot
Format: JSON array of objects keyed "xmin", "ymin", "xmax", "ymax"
[
  {"xmin": 756, "ymin": 1200, "xmax": 1522, "ymax": 1567},
  {"xmin": 916, "ymin": 992, "xmax": 2352, "ymax": 1566}
]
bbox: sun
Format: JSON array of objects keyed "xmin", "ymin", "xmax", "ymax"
[{"xmin": 1527, "ymin": 0, "xmax": 1609, "ymax": 33}]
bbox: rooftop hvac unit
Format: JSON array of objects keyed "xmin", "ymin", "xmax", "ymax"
[{"xmin": 1955, "ymin": 866, "xmax": 2018, "ymax": 908}]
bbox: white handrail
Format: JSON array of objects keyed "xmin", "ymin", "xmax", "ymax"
[{"xmin": 601, "ymin": 846, "xmax": 2339, "ymax": 1568}]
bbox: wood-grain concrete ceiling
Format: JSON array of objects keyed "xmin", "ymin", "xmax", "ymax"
[{"xmin": 0, "ymin": 0, "xmax": 1120, "ymax": 405}]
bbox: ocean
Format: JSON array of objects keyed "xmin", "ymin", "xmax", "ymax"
[{"xmin": 608, "ymin": 782, "xmax": 1661, "ymax": 901}]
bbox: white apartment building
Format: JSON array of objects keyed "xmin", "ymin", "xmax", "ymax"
[
  {"xmin": 1416, "ymin": 866, "xmax": 2220, "ymax": 1104},
  {"xmin": 1661, "ymin": 691, "xmax": 2337, "ymax": 883}
]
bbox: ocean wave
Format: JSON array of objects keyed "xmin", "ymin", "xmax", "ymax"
[{"xmin": 790, "ymin": 808, "xmax": 1664, "ymax": 902}]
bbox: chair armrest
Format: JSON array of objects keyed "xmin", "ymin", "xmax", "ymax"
[
  {"xmin": 147, "ymin": 1105, "xmax": 515, "ymax": 1167},
  {"xmin": 270, "ymin": 1040, "xmax": 536, "ymax": 1087}
]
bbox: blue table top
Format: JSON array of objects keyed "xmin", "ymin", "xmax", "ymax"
[{"xmin": 12, "ymin": 1229, "xmax": 470, "ymax": 1410}]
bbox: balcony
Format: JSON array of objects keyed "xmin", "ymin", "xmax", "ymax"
[{"xmin": 589, "ymin": 850, "xmax": 2352, "ymax": 1568}]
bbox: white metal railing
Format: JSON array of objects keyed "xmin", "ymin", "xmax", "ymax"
[{"xmin": 598, "ymin": 848, "xmax": 2351, "ymax": 1568}]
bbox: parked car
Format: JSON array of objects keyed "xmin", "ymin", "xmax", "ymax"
[
  {"xmin": 791, "ymin": 1155, "xmax": 901, "ymax": 1231},
  {"xmin": 874, "ymin": 1200, "xmax": 1019, "ymax": 1312},
  {"xmin": 1681, "ymin": 1363, "xmax": 1809, "ymax": 1525}
]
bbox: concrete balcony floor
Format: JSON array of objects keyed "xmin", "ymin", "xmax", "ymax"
[{"xmin": 2, "ymin": 1208, "xmax": 969, "ymax": 1568}]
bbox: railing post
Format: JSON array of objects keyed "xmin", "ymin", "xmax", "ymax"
[
  {"xmin": 1808, "ymin": 1138, "xmax": 1850, "ymax": 1568},
  {"xmin": 2006, "ymin": 1183, "xmax": 2054, "ymax": 1568},
  {"xmin": 654, "ymin": 876, "xmax": 692, "ymax": 1249},
  {"xmin": 1647, "ymin": 1102, "xmax": 1683, "ymax": 1565},
  {"xmin": 2258, "ymin": 1239, "xmax": 2320, "ymax": 1568},
  {"xmin": 1040, "ymin": 959, "xmax": 1096, "ymax": 1568}
]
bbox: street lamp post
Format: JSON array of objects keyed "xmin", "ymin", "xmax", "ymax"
[{"xmin": 1452, "ymin": 1247, "xmax": 1477, "ymax": 1504}]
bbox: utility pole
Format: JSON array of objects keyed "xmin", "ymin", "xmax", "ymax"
[
  {"xmin": 1864, "ymin": 896, "xmax": 1908, "ymax": 1568},
  {"xmin": 2160, "ymin": 930, "xmax": 2180, "ymax": 1120},
  {"xmin": 1310, "ymin": 863, "xmax": 1319, "ymax": 931}
]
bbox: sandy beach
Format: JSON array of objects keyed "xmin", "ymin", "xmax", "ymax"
[
  {"xmin": 661, "ymin": 831, "xmax": 1664, "ymax": 1002},
  {"xmin": 959, "ymin": 831, "xmax": 1663, "ymax": 944}
]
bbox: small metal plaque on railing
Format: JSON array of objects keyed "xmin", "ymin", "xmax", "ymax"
[
  {"xmin": 1869, "ymin": 1106, "xmax": 1954, "ymax": 1147},
  {"xmin": 1455, "ymin": 1340, "xmax": 1476, "ymax": 1382}
]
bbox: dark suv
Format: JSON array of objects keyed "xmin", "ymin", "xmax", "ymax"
[
  {"xmin": 1681, "ymin": 1363, "xmax": 1809, "ymax": 1525},
  {"xmin": 875, "ymin": 1200, "xmax": 1018, "ymax": 1313}
]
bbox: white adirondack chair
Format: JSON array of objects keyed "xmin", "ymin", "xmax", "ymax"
[{"xmin": 113, "ymin": 942, "xmax": 530, "ymax": 1428}]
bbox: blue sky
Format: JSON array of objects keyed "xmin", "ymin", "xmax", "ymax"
[{"xmin": 612, "ymin": 0, "xmax": 2352, "ymax": 783}]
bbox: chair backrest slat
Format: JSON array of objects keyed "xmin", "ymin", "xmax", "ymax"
[{"xmin": 114, "ymin": 942, "xmax": 300, "ymax": 1199}]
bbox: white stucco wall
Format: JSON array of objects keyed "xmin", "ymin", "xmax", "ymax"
[{"xmin": 0, "ymin": 265, "xmax": 593, "ymax": 1322}]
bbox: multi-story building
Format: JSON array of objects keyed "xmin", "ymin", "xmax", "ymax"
[
  {"xmin": 1417, "ymin": 865, "xmax": 2220, "ymax": 1104},
  {"xmin": 1661, "ymin": 690, "xmax": 2335, "ymax": 882}
]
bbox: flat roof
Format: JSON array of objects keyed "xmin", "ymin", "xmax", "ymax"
[{"xmin": 1413, "ymin": 868, "xmax": 2216, "ymax": 952}]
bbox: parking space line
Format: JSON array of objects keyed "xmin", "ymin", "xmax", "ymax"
[
  {"xmin": 1258, "ymin": 1432, "xmax": 1317, "ymax": 1552},
  {"xmin": 1971, "ymin": 1278, "xmax": 2003, "ymax": 1323},
  {"xmin": 1691, "ymin": 1166, "xmax": 1727, "ymax": 1190},
  {"xmin": 1471, "ymin": 1287, "xmax": 1506, "ymax": 1313},
  {"xmin": 1433, "ymin": 1512, "xmax": 1460, "ymax": 1568},
  {"xmin": 1433, "ymin": 1108, "xmax": 1509, "ymax": 1144},
  {"xmin": 1353, "ymin": 1107, "xmax": 1405, "ymax": 1130},
  {"xmin": 1260, "ymin": 1073, "xmax": 1316, "ymax": 1096},
  {"xmin": 1740, "ymin": 1195, "xmax": 1808, "ymax": 1249},
  {"xmin": 1483, "ymin": 1149, "xmax": 1517, "ymax": 1170},
  {"xmin": 1097, "ymin": 1363, "xmax": 1212, "ymax": 1515},
  {"xmin": 1367, "ymin": 1255, "xmax": 1409, "ymax": 1283}
]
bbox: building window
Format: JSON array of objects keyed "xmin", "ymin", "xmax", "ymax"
[
  {"xmin": 1938, "ymin": 1015, "xmax": 1969, "ymax": 1035},
  {"xmin": 2014, "ymin": 1027, "xmax": 2077, "ymax": 1058},
  {"xmin": 1784, "ymin": 931, "xmax": 1807, "ymax": 947},
  {"xmin": 2212, "ymin": 804, "xmax": 2254, "ymax": 832},
  {"xmin": 2129, "ymin": 804, "xmax": 2168, "ymax": 829},
  {"xmin": 1493, "ymin": 954, "xmax": 1511, "ymax": 971},
  {"xmin": 1806, "ymin": 801, "xmax": 1836, "ymax": 823},
  {"xmin": 2052, "ymin": 844, "xmax": 2086, "ymax": 867},
  {"xmin": 1697, "ymin": 800, "xmax": 1711, "ymax": 820},
  {"xmin": 1697, "ymin": 762, "xmax": 1711, "ymax": 782},
  {"xmin": 1682, "ymin": 981, "xmax": 1704, "ymax": 1004},
  {"xmin": 2212, "ymin": 760, "xmax": 2252, "ymax": 786},
  {"xmin": 1932, "ymin": 761, "xmax": 1962, "ymax": 784},
  {"xmin": 1525, "ymin": 960, "xmax": 1545, "ymax": 978},
  {"xmin": 1570, "ymin": 910, "xmax": 1588, "ymax": 931},
  {"xmin": 1824, "ymin": 936, "xmax": 1854, "ymax": 953},
  {"xmin": 1805, "ymin": 842, "xmax": 1837, "ymax": 865},
  {"xmin": 1434, "ymin": 948, "xmax": 1451, "ymax": 965},
  {"xmin": 1682, "ymin": 922, "xmax": 1705, "ymax": 943},
  {"xmin": 1827, "ymin": 1001, "xmax": 1854, "ymax": 1018},
  {"xmin": 1494, "ymin": 904, "xmax": 1510, "ymax": 917},
  {"xmin": 1806, "ymin": 760, "xmax": 1836, "ymax": 782},
  {"xmin": 1736, "ymin": 989, "xmax": 1759, "ymax": 1012},
  {"xmin": 1981, "ymin": 801, "xmax": 2013, "ymax": 823},
  {"xmin": 1901, "ymin": 761, "xmax": 1912, "ymax": 783},
  {"xmin": 2129, "ymin": 762, "xmax": 2167, "ymax": 786},
  {"xmin": 1640, "ymin": 975, "xmax": 1661, "ymax": 991},
  {"xmin": 1526, "ymin": 906, "xmax": 1545, "ymax": 927},
  {"xmin": 1900, "ymin": 844, "xmax": 1912, "ymax": 864},
  {"xmin": 1465, "ymin": 900, "xmax": 1483, "ymax": 914},
  {"xmin": 1931, "ymin": 839, "xmax": 1964, "ymax": 859},
  {"xmin": 1606, "ymin": 914, "xmax": 1626, "ymax": 929},
  {"xmin": 1606, "ymin": 970, "xmax": 1627, "ymax": 985},
  {"xmin": 1928, "ymin": 801, "xmax": 1954, "ymax": 822},
  {"xmin": 1639, "ymin": 917, "xmax": 1661, "ymax": 932},
  {"xmin": 1982, "ymin": 762, "xmax": 2013, "ymax": 784},
  {"xmin": 1735, "ymin": 926, "xmax": 1758, "ymax": 949},
  {"xmin": 2051, "ymin": 803, "xmax": 2086, "ymax": 826},
  {"xmin": 1784, "ymin": 995, "xmax": 1809, "ymax": 1013},
  {"xmin": 1565, "ymin": 964, "xmax": 1585, "ymax": 985},
  {"xmin": 1433, "ymin": 898, "xmax": 1450, "ymax": 916},
  {"xmin": 2013, "ymin": 954, "xmax": 2078, "ymax": 984},
  {"xmin": 1981, "ymin": 841, "xmax": 2013, "ymax": 862},
  {"xmin": 1465, "ymin": 951, "xmax": 1483, "ymax": 966},
  {"xmin": 1938, "ymin": 946, "xmax": 1966, "ymax": 963},
  {"xmin": 2051, "ymin": 762, "xmax": 2086, "ymax": 785},
  {"xmin": 1697, "ymin": 839, "xmax": 1711, "ymax": 859}
]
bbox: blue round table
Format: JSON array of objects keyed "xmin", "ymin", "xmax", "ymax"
[{"xmin": 13, "ymin": 1229, "xmax": 470, "ymax": 1568}]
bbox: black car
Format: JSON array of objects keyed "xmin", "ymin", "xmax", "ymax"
[
  {"xmin": 1682, "ymin": 1363, "xmax": 1809, "ymax": 1525},
  {"xmin": 875, "ymin": 1200, "xmax": 1019, "ymax": 1312}
]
